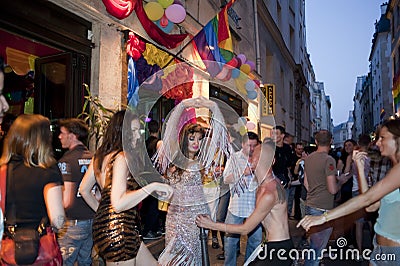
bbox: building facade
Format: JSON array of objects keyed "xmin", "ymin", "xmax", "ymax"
[
  {"xmin": 1, "ymin": 0, "xmax": 324, "ymax": 146},
  {"xmin": 370, "ymin": 3, "xmax": 392, "ymax": 128}
]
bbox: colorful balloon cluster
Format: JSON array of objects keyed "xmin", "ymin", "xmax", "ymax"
[
  {"xmin": 214, "ymin": 54, "xmax": 260, "ymax": 100},
  {"xmin": 234, "ymin": 117, "xmax": 257, "ymax": 136},
  {"xmin": 144, "ymin": 0, "xmax": 187, "ymax": 34}
]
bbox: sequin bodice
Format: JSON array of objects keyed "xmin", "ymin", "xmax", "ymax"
[{"xmin": 160, "ymin": 164, "xmax": 210, "ymax": 266}]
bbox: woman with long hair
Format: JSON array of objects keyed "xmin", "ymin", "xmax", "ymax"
[
  {"xmin": 80, "ymin": 110, "xmax": 172, "ymax": 266},
  {"xmin": 0, "ymin": 114, "xmax": 65, "ymax": 263},
  {"xmin": 297, "ymin": 118, "xmax": 400, "ymax": 265},
  {"xmin": 156, "ymin": 96, "xmax": 232, "ymax": 265}
]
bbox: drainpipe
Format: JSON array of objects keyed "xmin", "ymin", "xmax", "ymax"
[{"xmin": 253, "ymin": 0, "xmax": 261, "ymax": 74}]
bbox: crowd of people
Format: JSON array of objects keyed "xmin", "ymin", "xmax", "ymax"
[{"xmin": 0, "ymin": 55, "xmax": 399, "ymax": 265}]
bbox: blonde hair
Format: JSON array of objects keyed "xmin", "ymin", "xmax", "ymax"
[{"xmin": 0, "ymin": 114, "xmax": 56, "ymax": 168}]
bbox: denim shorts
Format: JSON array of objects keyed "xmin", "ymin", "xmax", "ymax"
[{"xmin": 369, "ymin": 235, "xmax": 400, "ymax": 265}]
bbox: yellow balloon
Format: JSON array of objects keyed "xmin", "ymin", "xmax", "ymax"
[
  {"xmin": 158, "ymin": 0, "xmax": 174, "ymax": 8},
  {"xmin": 144, "ymin": 2, "xmax": 164, "ymax": 21},
  {"xmin": 235, "ymin": 78, "xmax": 247, "ymax": 95},
  {"xmin": 240, "ymin": 64, "xmax": 251, "ymax": 74},
  {"xmin": 239, "ymin": 126, "xmax": 247, "ymax": 136}
]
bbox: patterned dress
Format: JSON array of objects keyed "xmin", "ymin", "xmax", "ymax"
[
  {"xmin": 159, "ymin": 163, "xmax": 211, "ymax": 266},
  {"xmin": 92, "ymin": 154, "xmax": 141, "ymax": 262}
]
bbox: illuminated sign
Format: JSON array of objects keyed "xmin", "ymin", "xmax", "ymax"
[{"xmin": 261, "ymin": 84, "xmax": 275, "ymax": 116}]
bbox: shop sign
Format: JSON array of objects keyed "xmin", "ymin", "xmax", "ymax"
[{"xmin": 261, "ymin": 84, "xmax": 275, "ymax": 116}]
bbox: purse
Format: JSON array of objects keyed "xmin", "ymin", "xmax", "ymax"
[{"xmin": 0, "ymin": 163, "xmax": 62, "ymax": 266}]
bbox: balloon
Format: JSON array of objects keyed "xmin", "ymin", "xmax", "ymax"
[
  {"xmin": 237, "ymin": 54, "xmax": 247, "ymax": 65},
  {"xmin": 235, "ymin": 78, "xmax": 247, "ymax": 94},
  {"xmin": 231, "ymin": 68, "xmax": 240, "ymax": 79},
  {"xmin": 238, "ymin": 117, "xmax": 247, "ymax": 125},
  {"xmin": 226, "ymin": 57, "xmax": 239, "ymax": 68},
  {"xmin": 245, "ymin": 80, "xmax": 255, "ymax": 92},
  {"xmin": 215, "ymin": 66, "xmax": 230, "ymax": 80},
  {"xmin": 102, "ymin": 0, "xmax": 136, "ymax": 20},
  {"xmin": 235, "ymin": 56, "xmax": 242, "ymax": 68},
  {"xmin": 238, "ymin": 72, "xmax": 248, "ymax": 80},
  {"xmin": 246, "ymin": 60, "xmax": 256, "ymax": 71},
  {"xmin": 246, "ymin": 121, "xmax": 256, "ymax": 130},
  {"xmin": 220, "ymin": 69, "xmax": 232, "ymax": 82},
  {"xmin": 239, "ymin": 126, "xmax": 247, "ymax": 136},
  {"xmin": 144, "ymin": 2, "xmax": 164, "ymax": 21},
  {"xmin": 165, "ymin": 4, "xmax": 186, "ymax": 23},
  {"xmin": 247, "ymin": 90, "xmax": 258, "ymax": 100},
  {"xmin": 155, "ymin": 19, "xmax": 174, "ymax": 33},
  {"xmin": 160, "ymin": 14, "xmax": 169, "ymax": 27},
  {"xmin": 158, "ymin": 0, "xmax": 173, "ymax": 8},
  {"xmin": 240, "ymin": 64, "xmax": 251, "ymax": 74},
  {"xmin": 253, "ymin": 79, "xmax": 261, "ymax": 86},
  {"xmin": 173, "ymin": 0, "xmax": 183, "ymax": 5}
]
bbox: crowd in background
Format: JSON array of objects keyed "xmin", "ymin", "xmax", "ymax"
[{"xmin": 0, "ymin": 55, "xmax": 398, "ymax": 265}]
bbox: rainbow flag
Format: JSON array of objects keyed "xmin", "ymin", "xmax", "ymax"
[
  {"xmin": 192, "ymin": 0, "xmax": 235, "ymax": 77},
  {"xmin": 393, "ymin": 73, "xmax": 400, "ymax": 113}
]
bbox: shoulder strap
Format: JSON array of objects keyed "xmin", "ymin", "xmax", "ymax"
[{"xmin": 0, "ymin": 164, "xmax": 6, "ymax": 212}]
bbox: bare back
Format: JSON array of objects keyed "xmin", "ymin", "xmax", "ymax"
[{"xmin": 257, "ymin": 178, "xmax": 290, "ymax": 241}]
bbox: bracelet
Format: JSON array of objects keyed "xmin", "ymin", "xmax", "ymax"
[{"xmin": 323, "ymin": 211, "xmax": 329, "ymax": 222}]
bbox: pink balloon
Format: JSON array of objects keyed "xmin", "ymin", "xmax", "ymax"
[
  {"xmin": 165, "ymin": 4, "xmax": 186, "ymax": 24},
  {"xmin": 246, "ymin": 121, "xmax": 256, "ymax": 130},
  {"xmin": 246, "ymin": 60, "xmax": 256, "ymax": 71}
]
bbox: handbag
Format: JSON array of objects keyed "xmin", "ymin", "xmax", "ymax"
[{"xmin": 0, "ymin": 163, "xmax": 62, "ymax": 266}]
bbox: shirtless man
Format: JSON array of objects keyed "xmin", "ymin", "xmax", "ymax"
[{"xmin": 196, "ymin": 140, "xmax": 293, "ymax": 265}]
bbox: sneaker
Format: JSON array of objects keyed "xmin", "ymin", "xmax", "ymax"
[
  {"xmin": 142, "ymin": 231, "xmax": 162, "ymax": 240},
  {"xmin": 212, "ymin": 237, "xmax": 220, "ymax": 249}
]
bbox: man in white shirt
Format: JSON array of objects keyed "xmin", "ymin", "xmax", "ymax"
[{"xmin": 223, "ymin": 132, "xmax": 262, "ymax": 265}]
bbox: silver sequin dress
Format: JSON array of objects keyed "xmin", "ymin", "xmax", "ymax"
[{"xmin": 159, "ymin": 164, "xmax": 211, "ymax": 266}]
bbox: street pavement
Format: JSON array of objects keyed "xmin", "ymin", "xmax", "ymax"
[{"xmin": 146, "ymin": 216, "xmax": 372, "ymax": 265}]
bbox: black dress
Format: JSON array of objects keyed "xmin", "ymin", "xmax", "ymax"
[{"xmin": 92, "ymin": 153, "xmax": 141, "ymax": 262}]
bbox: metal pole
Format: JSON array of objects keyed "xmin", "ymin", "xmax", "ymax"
[{"xmin": 199, "ymin": 227, "xmax": 210, "ymax": 266}]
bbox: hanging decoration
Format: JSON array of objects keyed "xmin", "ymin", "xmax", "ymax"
[
  {"xmin": 144, "ymin": 2, "xmax": 164, "ymax": 21},
  {"xmin": 101, "ymin": 0, "xmax": 136, "ymax": 19},
  {"xmin": 160, "ymin": 61, "xmax": 194, "ymax": 101},
  {"xmin": 127, "ymin": 57, "xmax": 140, "ymax": 106},
  {"xmin": 188, "ymin": 0, "xmax": 261, "ymax": 101},
  {"xmin": 165, "ymin": 4, "xmax": 186, "ymax": 24},
  {"xmin": 126, "ymin": 32, "xmax": 146, "ymax": 61},
  {"xmin": 134, "ymin": 0, "xmax": 187, "ymax": 49},
  {"xmin": 142, "ymin": 43, "xmax": 174, "ymax": 68}
]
